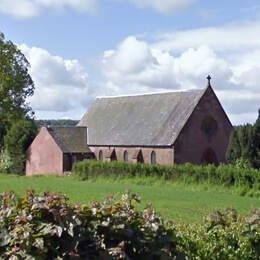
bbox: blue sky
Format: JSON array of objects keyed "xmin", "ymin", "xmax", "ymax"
[{"xmin": 1, "ymin": 0, "xmax": 260, "ymax": 124}]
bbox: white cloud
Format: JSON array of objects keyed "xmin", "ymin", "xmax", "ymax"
[
  {"xmin": 19, "ymin": 44, "xmax": 95, "ymax": 118},
  {"xmin": 102, "ymin": 20, "xmax": 260, "ymax": 125},
  {"xmin": 0, "ymin": 0, "xmax": 97, "ymax": 18},
  {"xmin": 37, "ymin": 0, "xmax": 97, "ymax": 12},
  {"xmin": 154, "ymin": 21, "xmax": 260, "ymax": 53},
  {"xmin": 102, "ymin": 37, "xmax": 233, "ymax": 92},
  {"xmin": 103, "ymin": 36, "xmax": 157, "ymax": 74},
  {"xmin": 15, "ymin": 19, "xmax": 260, "ymax": 124},
  {"xmin": 0, "ymin": 0, "xmax": 39, "ymax": 18},
  {"xmin": 118, "ymin": 0, "xmax": 196, "ymax": 13},
  {"xmin": 0, "ymin": 0, "xmax": 195, "ymax": 18}
]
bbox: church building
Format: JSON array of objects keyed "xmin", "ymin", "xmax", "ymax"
[{"xmin": 26, "ymin": 76, "xmax": 232, "ymax": 175}]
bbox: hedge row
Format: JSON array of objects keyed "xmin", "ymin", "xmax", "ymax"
[
  {"xmin": 73, "ymin": 160, "xmax": 260, "ymax": 191},
  {"xmin": 0, "ymin": 191, "xmax": 259, "ymax": 259}
]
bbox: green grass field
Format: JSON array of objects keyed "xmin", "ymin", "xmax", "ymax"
[{"xmin": 0, "ymin": 174, "xmax": 259, "ymax": 222}]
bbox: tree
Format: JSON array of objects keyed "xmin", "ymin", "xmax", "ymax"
[
  {"xmin": 4, "ymin": 118, "xmax": 37, "ymax": 174},
  {"xmin": 35, "ymin": 119, "xmax": 79, "ymax": 127},
  {"xmin": 0, "ymin": 32, "xmax": 34, "ymax": 147},
  {"xmin": 237, "ymin": 124, "xmax": 254, "ymax": 163},
  {"xmin": 226, "ymin": 128, "xmax": 241, "ymax": 163},
  {"xmin": 251, "ymin": 109, "xmax": 260, "ymax": 168},
  {"xmin": 226, "ymin": 110, "xmax": 260, "ymax": 169}
]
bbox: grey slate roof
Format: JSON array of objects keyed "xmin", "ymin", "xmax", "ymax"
[
  {"xmin": 78, "ymin": 88, "xmax": 207, "ymax": 146},
  {"xmin": 47, "ymin": 126, "xmax": 91, "ymax": 153}
]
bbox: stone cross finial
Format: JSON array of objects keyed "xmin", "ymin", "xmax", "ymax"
[{"xmin": 207, "ymin": 75, "xmax": 211, "ymax": 86}]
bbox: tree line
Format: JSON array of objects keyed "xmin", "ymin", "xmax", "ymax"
[
  {"xmin": 35, "ymin": 119, "xmax": 79, "ymax": 127},
  {"xmin": 226, "ymin": 111, "xmax": 260, "ymax": 169}
]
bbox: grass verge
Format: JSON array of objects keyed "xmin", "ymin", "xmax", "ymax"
[{"xmin": 0, "ymin": 174, "xmax": 259, "ymax": 222}]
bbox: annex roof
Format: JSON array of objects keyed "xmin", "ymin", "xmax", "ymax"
[
  {"xmin": 78, "ymin": 88, "xmax": 207, "ymax": 146},
  {"xmin": 47, "ymin": 126, "xmax": 91, "ymax": 153}
]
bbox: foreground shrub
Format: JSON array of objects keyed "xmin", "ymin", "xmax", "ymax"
[
  {"xmin": 0, "ymin": 190, "xmax": 178, "ymax": 259},
  {"xmin": 177, "ymin": 208, "xmax": 260, "ymax": 259},
  {"xmin": 0, "ymin": 191, "xmax": 259, "ymax": 259},
  {"xmin": 73, "ymin": 160, "xmax": 260, "ymax": 195}
]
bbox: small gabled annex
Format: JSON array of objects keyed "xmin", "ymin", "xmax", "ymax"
[{"xmin": 26, "ymin": 126, "xmax": 94, "ymax": 175}]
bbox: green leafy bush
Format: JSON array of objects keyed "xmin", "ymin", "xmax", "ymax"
[
  {"xmin": 177, "ymin": 208, "xmax": 260, "ymax": 259},
  {"xmin": 73, "ymin": 160, "xmax": 260, "ymax": 196},
  {"xmin": 0, "ymin": 191, "xmax": 259, "ymax": 259},
  {"xmin": 0, "ymin": 190, "xmax": 178, "ymax": 259}
]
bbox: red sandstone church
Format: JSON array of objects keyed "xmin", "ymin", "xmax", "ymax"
[{"xmin": 26, "ymin": 77, "xmax": 232, "ymax": 175}]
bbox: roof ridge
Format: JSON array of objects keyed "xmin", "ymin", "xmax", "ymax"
[
  {"xmin": 47, "ymin": 126, "xmax": 86, "ymax": 129},
  {"xmin": 96, "ymin": 88, "xmax": 204, "ymax": 99}
]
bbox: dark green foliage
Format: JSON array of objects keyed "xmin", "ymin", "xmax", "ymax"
[
  {"xmin": 177, "ymin": 208, "xmax": 260, "ymax": 259},
  {"xmin": 0, "ymin": 190, "xmax": 178, "ymax": 259},
  {"xmin": 226, "ymin": 128, "xmax": 242, "ymax": 163},
  {"xmin": 0, "ymin": 32, "xmax": 34, "ymax": 147},
  {"xmin": 35, "ymin": 119, "xmax": 79, "ymax": 128},
  {"xmin": 73, "ymin": 160, "xmax": 260, "ymax": 196},
  {"xmin": 239, "ymin": 124, "xmax": 255, "ymax": 161},
  {"xmin": 252, "ymin": 110, "xmax": 260, "ymax": 168},
  {"xmin": 226, "ymin": 110, "xmax": 260, "ymax": 168},
  {"xmin": 0, "ymin": 191, "xmax": 259, "ymax": 259},
  {"xmin": 4, "ymin": 118, "xmax": 37, "ymax": 174}
]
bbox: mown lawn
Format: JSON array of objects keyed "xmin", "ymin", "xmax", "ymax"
[{"xmin": 0, "ymin": 174, "xmax": 259, "ymax": 222}]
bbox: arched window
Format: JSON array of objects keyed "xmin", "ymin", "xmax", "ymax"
[
  {"xmin": 133, "ymin": 149, "xmax": 144, "ymax": 163},
  {"xmin": 110, "ymin": 149, "xmax": 117, "ymax": 161},
  {"xmin": 151, "ymin": 151, "xmax": 156, "ymax": 164},
  {"xmin": 123, "ymin": 151, "xmax": 128, "ymax": 162},
  {"xmin": 99, "ymin": 150, "xmax": 103, "ymax": 161}
]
